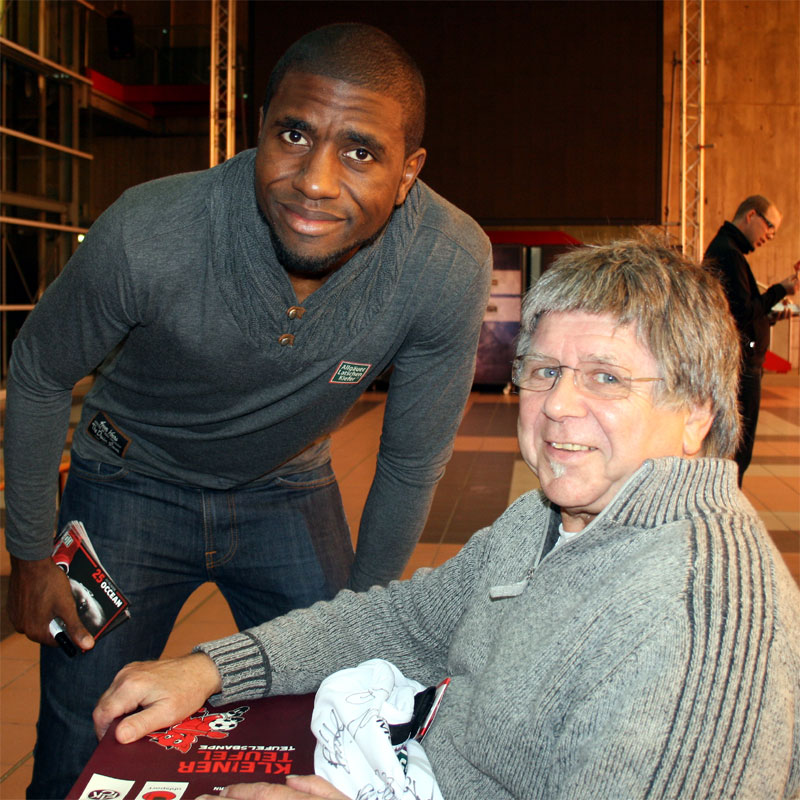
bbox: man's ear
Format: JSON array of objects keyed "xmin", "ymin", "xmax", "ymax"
[
  {"xmin": 394, "ymin": 148, "xmax": 427, "ymax": 206},
  {"xmin": 682, "ymin": 401, "xmax": 714, "ymax": 457}
]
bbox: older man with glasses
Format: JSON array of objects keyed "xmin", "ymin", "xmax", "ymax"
[
  {"xmin": 94, "ymin": 240, "xmax": 800, "ymax": 800},
  {"xmin": 704, "ymin": 194, "xmax": 799, "ymax": 485}
]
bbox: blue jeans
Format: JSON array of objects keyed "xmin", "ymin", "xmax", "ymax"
[{"xmin": 28, "ymin": 452, "xmax": 353, "ymax": 799}]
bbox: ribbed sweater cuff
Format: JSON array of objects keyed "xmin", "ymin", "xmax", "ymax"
[{"xmin": 194, "ymin": 630, "xmax": 273, "ymax": 705}]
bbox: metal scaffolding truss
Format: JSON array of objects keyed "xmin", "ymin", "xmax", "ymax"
[
  {"xmin": 680, "ymin": 0, "xmax": 707, "ymax": 261},
  {"xmin": 1, "ymin": 2, "xmax": 91, "ymax": 379},
  {"xmin": 209, "ymin": 0, "xmax": 237, "ymax": 167}
]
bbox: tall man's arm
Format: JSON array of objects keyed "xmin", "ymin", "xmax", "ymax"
[
  {"xmin": 4, "ymin": 206, "xmax": 138, "ymax": 645},
  {"xmin": 347, "ymin": 249, "xmax": 492, "ymax": 591}
]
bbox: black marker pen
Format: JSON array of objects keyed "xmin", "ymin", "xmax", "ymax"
[{"xmin": 49, "ymin": 617, "xmax": 77, "ymax": 657}]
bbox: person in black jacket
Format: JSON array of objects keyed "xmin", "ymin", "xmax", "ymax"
[{"xmin": 704, "ymin": 195, "xmax": 799, "ymax": 485}]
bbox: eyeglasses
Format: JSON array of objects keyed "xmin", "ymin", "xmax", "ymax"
[
  {"xmin": 511, "ymin": 356, "xmax": 664, "ymax": 400},
  {"xmin": 755, "ymin": 210, "xmax": 776, "ymax": 230}
]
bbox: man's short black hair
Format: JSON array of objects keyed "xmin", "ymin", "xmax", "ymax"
[{"xmin": 262, "ymin": 23, "xmax": 426, "ymax": 155}]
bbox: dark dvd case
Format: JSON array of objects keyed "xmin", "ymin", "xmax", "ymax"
[{"xmin": 52, "ymin": 520, "xmax": 130, "ymax": 638}]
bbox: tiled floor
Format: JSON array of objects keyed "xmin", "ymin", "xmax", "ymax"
[{"xmin": 1, "ymin": 374, "xmax": 798, "ymax": 799}]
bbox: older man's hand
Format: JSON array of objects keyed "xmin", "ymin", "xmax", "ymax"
[
  {"xmin": 93, "ymin": 652, "xmax": 222, "ymax": 743},
  {"xmin": 196, "ymin": 775, "xmax": 351, "ymax": 800}
]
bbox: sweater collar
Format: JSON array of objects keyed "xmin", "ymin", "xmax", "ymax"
[
  {"xmin": 722, "ymin": 220, "xmax": 754, "ymax": 255},
  {"xmin": 587, "ymin": 457, "xmax": 742, "ymax": 531}
]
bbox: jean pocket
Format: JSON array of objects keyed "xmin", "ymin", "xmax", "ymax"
[
  {"xmin": 68, "ymin": 452, "xmax": 129, "ymax": 482},
  {"xmin": 273, "ymin": 464, "xmax": 337, "ymax": 490}
]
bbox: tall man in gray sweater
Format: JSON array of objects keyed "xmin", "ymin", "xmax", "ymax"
[{"xmin": 3, "ymin": 24, "xmax": 491, "ymax": 799}]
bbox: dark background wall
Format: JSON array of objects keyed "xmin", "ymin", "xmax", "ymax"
[{"xmin": 249, "ymin": 0, "xmax": 663, "ymax": 225}]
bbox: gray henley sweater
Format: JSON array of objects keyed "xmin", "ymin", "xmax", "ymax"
[
  {"xmin": 199, "ymin": 457, "xmax": 800, "ymax": 799},
  {"xmin": 5, "ymin": 149, "xmax": 492, "ymax": 589}
]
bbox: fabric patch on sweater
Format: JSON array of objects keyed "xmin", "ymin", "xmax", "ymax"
[
  {"xmin": 87, "ymin": 412, "xmax": 131, "ymax": 457},
  {"xmin": 329, "ymin": 361, "xmax": 372, "ymax": 385}
]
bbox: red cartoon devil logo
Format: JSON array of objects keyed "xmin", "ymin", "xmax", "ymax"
[{"xmin": 148, "ymin": 706, "xmax": 249, "ymax": 753}]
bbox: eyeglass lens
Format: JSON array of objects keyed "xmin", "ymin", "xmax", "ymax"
[{"xmin": 513, "ymin": 359, "xmax": 634, "ymax": 398}]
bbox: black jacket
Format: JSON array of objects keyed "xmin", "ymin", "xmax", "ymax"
[{"xmin": 703, "ymin": 221, "xmax": 787, "ymax": 369}]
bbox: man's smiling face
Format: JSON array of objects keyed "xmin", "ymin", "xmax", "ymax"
[
  {"xmin": 255, "ymin": 70, "xmax": 426, "ymax": 276},
  {"xmin": 517, "ymin": 311, "xmax": 709, "ymax": 531}
]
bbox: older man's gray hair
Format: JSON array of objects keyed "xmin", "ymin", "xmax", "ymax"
[{"xmin": 517, "ymin": 238, "xmax": 740, "ymax": 459}]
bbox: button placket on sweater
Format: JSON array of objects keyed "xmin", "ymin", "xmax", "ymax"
[{"xmin": 278, "ymin": 305, "xmax": 306, "ymax": 346}]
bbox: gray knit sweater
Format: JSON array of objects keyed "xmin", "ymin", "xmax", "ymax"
[
  {"xmin": 199, "ymin": 457, "xmax": 800, "ymax": 799},
  {"xmin": 5, "ymin": 150, "xmax": 491, "ymax": 589}
]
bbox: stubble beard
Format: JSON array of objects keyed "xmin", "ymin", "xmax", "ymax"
[{"xmin": 265, "ymin": 213, "xmax": 390, "ymax": 278}]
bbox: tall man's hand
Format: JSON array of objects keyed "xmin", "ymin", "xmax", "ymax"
[
  {"xmin": 93, "ymin": 652, "xmax": 223, "ymax": 742},
  {"xmin": 7, "ymin": 555, "xmax": 94, "ymax": 650}
]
